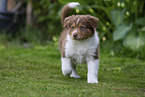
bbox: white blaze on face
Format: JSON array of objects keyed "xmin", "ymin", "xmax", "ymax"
[
  {"xmin": 72, "ymin": 29, "xmax": 77, "ymax": 38},
  {"xmin": 76, "ymin": 18, "xmax": 80, "ymax": 25},
  {"xmin": 71, "ymin": 18, "xmax": 80, "ymax": 38}
]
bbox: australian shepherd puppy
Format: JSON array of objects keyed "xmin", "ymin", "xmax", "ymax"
[{"xmin": 59, "ymin": 2, "xmax": 99, "ymax": 83}]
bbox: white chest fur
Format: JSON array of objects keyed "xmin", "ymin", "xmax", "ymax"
[{"xmin": 64, "ymin": 29, "xmax": 99, "ymax": 64}]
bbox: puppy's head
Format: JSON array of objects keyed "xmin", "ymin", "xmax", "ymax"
[{"xmin": 64, "ymin": 15, "xmax": 99, "ymax": 40}]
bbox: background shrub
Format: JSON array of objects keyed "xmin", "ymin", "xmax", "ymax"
[{"xmin": 1, "ymin": 0, "xmax": 145, "ymax": 59}]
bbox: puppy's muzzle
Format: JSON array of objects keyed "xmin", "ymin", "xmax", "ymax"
[
  {"xmin": 73, "ymin": 33, "xmax": 78, "ymax": 37},
  {"xmin": 72, "ymin": 33, "xmax": 79, "ymax": 40}
]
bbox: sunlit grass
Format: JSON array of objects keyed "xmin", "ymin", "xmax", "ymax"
[{"xmin": 0, "ymin": 44, "xmax": 145, "ymax": 97}]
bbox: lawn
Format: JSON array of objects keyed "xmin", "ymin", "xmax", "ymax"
[{"xmin": 0, "ymin": 44, "xmax": 144, "ymax": 97}]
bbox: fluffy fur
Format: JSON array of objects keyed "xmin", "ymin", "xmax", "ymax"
[
  {"xmin": 59, "ymin": 2, "xmax": 100, "ymax": 83},
  {"xmin": 65, "ymin": 29, "xmax": 99, "ymax": 64}
]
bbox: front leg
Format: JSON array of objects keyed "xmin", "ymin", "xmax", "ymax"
[
  {"xmin": 87, "ymin": 59, "xmax": 99, "ymax": 83},
  {"xmin": 61, "ymin": 57, "xmax": 72, "ymax": 76}
]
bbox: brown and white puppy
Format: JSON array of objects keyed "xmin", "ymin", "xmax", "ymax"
[{"xmin": 59, "ymin": 2, "xmax": 99, "ymax": 83}]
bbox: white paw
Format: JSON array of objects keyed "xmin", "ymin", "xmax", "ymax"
[
  {"xmin": 70, "ymin": 74, "xmax": 81, "ymax": 78},
  {"xmin": 87, "ymin": 79, "xmax": 98, "ymax": 83},
  {"xmin": 62, "ymin": 69, "xmax": 72, "ymax": 76}
]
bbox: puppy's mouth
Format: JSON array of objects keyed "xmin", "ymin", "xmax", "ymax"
[
  {"xmin": 73, "ymin": 37, "xmax": 81, "ymax": 40},
  {"xmin": 72, "ymin": 36, "xmax": 84, "ymax": 40}
]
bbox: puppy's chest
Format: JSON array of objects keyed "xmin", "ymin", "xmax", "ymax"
[
  {"xmin": 69, "ymin": 46, "xmax": 91, "ymax": 64},
  {"xmin": 65, "ymin": 37, "xmax": 98, "ymax": 64}
]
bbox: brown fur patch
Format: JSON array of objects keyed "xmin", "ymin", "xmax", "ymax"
[
  {"xmin": 93, "ymin": 45, "xmax": 100, "ymax": 59},
  {"xmin": 59, "ymin": 28, "xmax": 68, "ymax": 57},
  {"xmin": 61, "ymin": 5, "xmax": 72, "ymax": 24},
  {"xmin": 63, "ymin": 15, "xmax": 99, "ymax": 40}
]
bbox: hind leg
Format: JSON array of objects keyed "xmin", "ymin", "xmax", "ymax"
[{"xmin": 70, "ymin": 62, "xmax": 81, "ymax": 78}]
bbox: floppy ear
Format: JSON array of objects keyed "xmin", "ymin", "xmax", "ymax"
[
  {"xmin": 87, "ymin": 15, "xmax": 99, "ymax": 28},
  {"xmin": 63, "ymin": 15, "xmax": 74, "ymax": 27}
]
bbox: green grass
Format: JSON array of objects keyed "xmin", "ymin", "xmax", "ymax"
[{"xmin": 0, "ymin": 44, "xmax": 145, "ymax": 97}]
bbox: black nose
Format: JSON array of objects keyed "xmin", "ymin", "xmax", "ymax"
[{"xmin": 73, "ymin": 33, "xmax": 78, "ymax": 37}]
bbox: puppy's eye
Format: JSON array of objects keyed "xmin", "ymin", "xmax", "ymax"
[
  {"xmin": 71, "ymin": 26, "xmax": 75, "ymax": 29},
  {"xmin": 80, "ymin": 26, "xmax": 85, "ymax": 29}
]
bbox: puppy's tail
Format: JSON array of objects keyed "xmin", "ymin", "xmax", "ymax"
[{"xmin": 61, "ymin": 2, "xmax": 80, "ymax": 24}]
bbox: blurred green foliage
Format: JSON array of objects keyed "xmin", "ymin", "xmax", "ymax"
[
  {"xmin": 29, "ymin": 0, "xmax": 62, "ymax": 40},
  {"xmin": 2, "ymin": 0, "xmax": 144, "ymax": 59}
]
